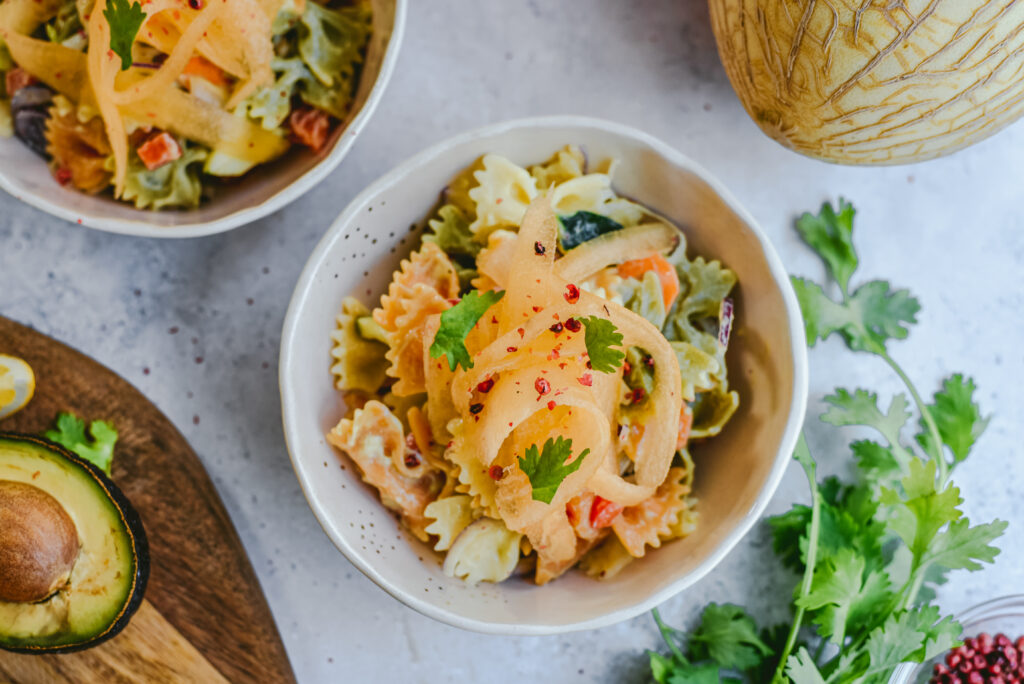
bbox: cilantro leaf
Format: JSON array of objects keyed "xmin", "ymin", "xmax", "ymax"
[
  {"xmin": 912, "ymin": 606, "xmax": 963, "ymax": 663},
  {"xmin": 844, "ymin": 280, "xmax": 921, "ymax": 350},
  {"xmin": 687, "ymin": 604, "xmax": 771, "ymax": 671},
  {"xmin": 852, "ymin": 440, "xmax": 902, "ymax": 486},
  {"xmin": 649, "ymin": 651, "xmax": 677, "ymax": 684},
  {"xmin": 920, "ymin": 374, "xmax": 990, "ymax": 465},
  {"xmin": 882, "ymin": 460, "xmax": 1007, "ymax": 588},
  {"xmin": 44, "ymin": 411, "xmax": 119, "ymax": 475},
  {"xmin": 103, "ymin": 0, "xmax": 147, "ymax": 71},
  {"xmin": 768, "ymin": 504, "xmax": 811, "ymax": 571},
  {"xmin": 922, "ymin": 517, "xmax": 1007, "ymax": 574},
  {"xmin": 794, "ymin": 275, "xmax": 920, "ymax": 355},
  {"xmin": 428, "ymin": 289, "xmax": 504, "ymax": 371},
  {"xmin": 785, "ymin": 647, "xmax": 827, "ymax": 684},
  {"xmin": 580, "ymin": 315, "xmax": 625, "ymax": 373},
  {"xmin": 791, "ymin": 276, "xmax": 851, "ymax": 347},
  {"xmin": 517, "ymin": 436, "xmax": 589, "ymax": 504},
  {"xmin": 795, "ymin": 199, "xmax": 858, "ymax": 295},
  {"xmin": 858, "ymin": 607, "xmax": 959, "ymax": 678},
  {"xmin": 881, "ymin": 460, "xmax": 962, "ymax": 559},
  {"xmin": 821, "ymin": 389, "xmax": 913, "ymax": 468},
  {"xmin": 796, "ymin": 548, "xmax": 893, "ymax": 646},
  {"xmin": 667, "ymin": 664, "xmax": 723, "ymax": 684}
]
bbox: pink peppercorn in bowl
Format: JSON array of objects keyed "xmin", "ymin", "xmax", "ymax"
[{"xmin": 890, "ymin": 595, "xmax": 1024, "ymax": 684}]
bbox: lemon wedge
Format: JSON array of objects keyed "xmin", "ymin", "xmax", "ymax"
[{"xmin": 0, "ymin": 354, "xmax": 35, "ymax": 419}]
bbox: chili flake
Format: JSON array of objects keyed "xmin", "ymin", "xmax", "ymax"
[
  {"xmin": 476, "ymin": 378, "xmax": 494, "ymax": 393},
  {"xmin": 564, "ymin": 317, "xmax": 581, "ymax": 333},
  {"xmin": 488, "ymin": 465, "xmax": 504, "ymax": 481},
  {"xmin": 534, "ymin": 241, "xmax": 546, "ymax": 255},
  {"xmin": 564, "ymin": 284, "xmax": 580, "ymax": 304},
  {"xmin": 470, "ymin": 403, "xmax": 484, "ymax": 415},
  {"xmin": 535, "ymin": 378, "xmax": 551, "ymax": 395}
]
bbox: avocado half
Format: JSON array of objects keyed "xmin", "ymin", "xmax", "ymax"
[{"xmin": 0, "ymin": 432, "xmax": 149, "ymax": 653}]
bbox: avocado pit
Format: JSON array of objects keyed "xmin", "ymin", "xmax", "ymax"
[{"xmin": 0, "ymin": 480, "xmax": 80, "ymax": 604}]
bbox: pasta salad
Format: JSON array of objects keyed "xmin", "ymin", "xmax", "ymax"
[
  {"xmin": 0, "ymin": 0, "xmax": 370, "ymax": 210},
  {"xmin": 328, "ymin": 146, "xmax": 740, "ymax": 585}
]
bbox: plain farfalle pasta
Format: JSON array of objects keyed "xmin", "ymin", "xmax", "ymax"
[{"xmin": 325, "ymin": 146, "xmax": 740, "ymax": 585}]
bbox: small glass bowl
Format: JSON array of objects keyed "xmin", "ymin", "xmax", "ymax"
[{"xmin": 889, "ymin": 595, "xmax": 1024, "ymax": 683}]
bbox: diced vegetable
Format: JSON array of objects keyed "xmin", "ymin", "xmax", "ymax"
[
  {"xmin": 558, "ymin": 210, "xmax": 624, "ymax": 252},
  {"xmin": 136, "ymin": 132, "xmax": 183, "ymax": 171},
  {"xmin": 288, "ymin": 105, "xmax": 330, "ymax": 152},
  {"xmin": 203, "ymin": 150, "xmax": 254, "ymax": 177},
  {"xmin": 618, "ymin": 253, "xmax": 681, "ymax": 309},
  {"xmin": 182, "ymin": 55, "xmax": 229, "ymax": 88},
  {"xmin": 4, "ymin": 68, "xmax": 36, "ymax": 97},
  {"xmin": 589, "ymin": 496, "xmax": 623, "ymax": 528},
  {"xmin": 677, "ymin": 404, "xmax": 693, "ymax": 451},
  {"xmin": 718, "ymin": 297, "xmax": 734, "ymax": 348}
]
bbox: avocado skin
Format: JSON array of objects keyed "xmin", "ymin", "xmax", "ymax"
[{"xmin": 0, "ymin": 432, "xmax": 150, "ymax": 654}]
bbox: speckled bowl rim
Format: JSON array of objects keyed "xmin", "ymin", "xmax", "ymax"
[
  {"xmin": 0, "ymin": 0, "xmax": 406, "ymax": 239},
  {"xmin": 279, "ymin": 115, "xmax": 810, "ymax": 635}
]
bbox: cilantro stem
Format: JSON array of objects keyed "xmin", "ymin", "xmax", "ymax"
[
  {"xmin": 652, "ymin": 608, "xmax": 687, "ymax": 664},
  {"xmin": 878, "ymin": 350, "xmax": 948, "ymax": 485},
  {"xmin": 772, "ymin": 433, "xmax": 820, "ymax": 684}
]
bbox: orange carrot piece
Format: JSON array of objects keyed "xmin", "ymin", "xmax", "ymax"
[
  {"xmin": 617, "ymin": 253, "xmax": 681, "ymax": 308},
  {"xmin": 136, "ymin": 132, "xmax": 182, "ymax": 171},
  {"xmin": 182, "ymin": 55, "xmax": 229, "ymax": 87}
]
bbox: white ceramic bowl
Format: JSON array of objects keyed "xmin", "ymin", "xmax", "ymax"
[
  {"xmin": 0, "ymin": 0, "xmax": 405, "ymax": 238},
  {"xmin": 280, "ymin": 116, "xmax": 809, "ymax": 634}
]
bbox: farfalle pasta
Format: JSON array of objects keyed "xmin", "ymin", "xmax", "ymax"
[{"xmin": 326, "ymin": 146, "xmax": 740, "ymax": 585}]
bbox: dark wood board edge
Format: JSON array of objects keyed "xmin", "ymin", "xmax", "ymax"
[{"xmin": 0, "ymin": 316, "xmax": 295, "ymax": 683}]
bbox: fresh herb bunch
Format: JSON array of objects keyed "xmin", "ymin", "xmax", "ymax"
[{"xmin": 647, "ymin": 200, "xmax": 1007, "ymax": 683}]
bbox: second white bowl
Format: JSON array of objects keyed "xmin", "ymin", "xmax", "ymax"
[{"xmin": 0, "ymin": 0, "xmax": 405, "ymax": 238}]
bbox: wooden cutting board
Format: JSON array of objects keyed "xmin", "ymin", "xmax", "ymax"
[{"xmin": 0, "ymin": 316, "xmax": 296, "ymax": 684}]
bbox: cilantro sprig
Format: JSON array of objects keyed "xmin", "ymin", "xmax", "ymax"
[
  {"xmin": 428, "ymin": 289, "xmax": 504, "ymax": 371},
  {"xmin": 517, "ymin": 436, "xmax": 589, "ymax": 504},
  {"xmin": 580, "ymin": 315, "xmax": 625, "ymax": 373},
  {"xmin": 45, "ymin": 411, "xmax": 119, "ymax": 475},
  {"xmin": 645, "ymin": 200, "xmax": 1006, "ymax": 684},
  {"xmin": 103, "ymin": 0, "xmax": 148, "ymax": 71}
]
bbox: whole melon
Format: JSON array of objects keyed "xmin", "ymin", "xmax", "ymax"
[{"xmin": 708, "ymin": 0, "xmax": 1024, "ymax": 164}]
